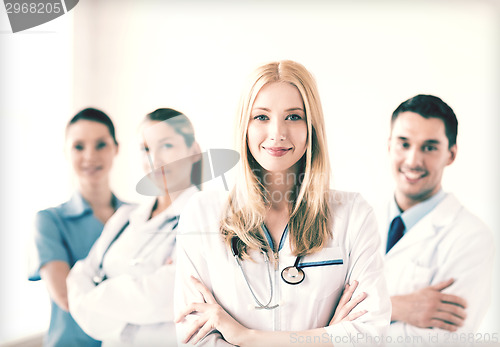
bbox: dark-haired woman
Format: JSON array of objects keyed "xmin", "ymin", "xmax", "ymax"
[{"xmin": 29, "ymin": 108, "xmax": 124, "ymax": 347}]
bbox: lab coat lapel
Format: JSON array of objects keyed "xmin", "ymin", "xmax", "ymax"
[{"xmin": 386, "ymin": 194, "xmax": 461, "ymax": 257}]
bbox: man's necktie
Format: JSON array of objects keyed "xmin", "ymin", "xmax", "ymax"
[{"xmin": 386, "ymin": 215, "xmax": 405, "ymax": 253}]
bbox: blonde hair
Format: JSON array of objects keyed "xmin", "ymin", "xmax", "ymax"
[{"xmin": 221, "ymin": 60, "xmax": 332, "ymax": 259}]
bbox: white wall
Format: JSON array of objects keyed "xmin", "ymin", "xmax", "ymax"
[
  {"xmin": 1, "ymin": 0, "xmax": 499, "ymax": 343},
  {"xmin": 0, "ymin": 6, "xmax": 74, "ymax": 343}
]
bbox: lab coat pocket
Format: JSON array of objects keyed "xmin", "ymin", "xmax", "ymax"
[{"xmin": 297, "ymin": 247, "xmax": 346, "ymax": 299}]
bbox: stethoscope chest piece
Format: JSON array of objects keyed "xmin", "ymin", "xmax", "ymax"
[
  {"xmin": 281, "ymin": 254, "xmax": 305, "ymax": 285},
  {"xmin": 281, "ymin": 265, "xmax": 305, "ymax": 285}
]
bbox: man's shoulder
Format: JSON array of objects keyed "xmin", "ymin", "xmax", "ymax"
[
  {"xmin": 430, "ymin": 194, "xmax": 493, "ymax": 251},
  {"xmin": 436, "ymin": 194, "xmax": 489, "ymax": 231}
]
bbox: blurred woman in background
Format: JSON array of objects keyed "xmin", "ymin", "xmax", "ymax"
[{"xmin": 29, "ymin": 108, "xmax": 123, "ymax": 347}]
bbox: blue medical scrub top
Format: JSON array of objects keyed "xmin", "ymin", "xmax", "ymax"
[{"xmin": 29, "ymin": 192, "xmax": 123, "ymax": 347}]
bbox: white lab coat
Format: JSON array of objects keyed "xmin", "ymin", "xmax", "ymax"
[
  {"xmin": 67, "ymin": 186, "xmax": 198, "ymax": 347},
  {"xmin": 378, "ymin": 193, "xmax": 495, "ymax": 345},
  {"xmin": 174, "ymin": 190, "xmax": 391, "ymax": 346}
]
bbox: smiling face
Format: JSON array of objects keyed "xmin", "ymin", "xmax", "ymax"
[
  {"xmin": 140, "ymin": 120, "xmax": 197, "ymax": 193},
  {"xmin": 389, "ymin": 111, "xmax": 457, "ymax": 211},
  {"xmin": 247, "ymin": 82, "xmax": 308, "ymax": 176},
  {"xmin": 66, "ymin": 119, "xmax": 118, "ymax": 186}
]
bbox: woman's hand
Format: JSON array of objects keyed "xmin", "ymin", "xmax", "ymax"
[
  {"xmin": 176, "ymin": 276, "xmax": 250, "ymax": 345},
  {"xmin": 329, "ymin": 280, "xmax": 367, "ymax": 325}
]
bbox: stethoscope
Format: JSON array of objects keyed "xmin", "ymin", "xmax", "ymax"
[
  {"xmin": 92, "ymin": 215, "xmax": 179, "ymax": 285},
  {"xmin": 281, "ymin": 256, "xmax": 305, "ymax": 285},
  {"xmin": 230, "ymin": 236, "xmax": 306, "ymax": 310}
]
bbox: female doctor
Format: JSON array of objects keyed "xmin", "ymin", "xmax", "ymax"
[
  {"xmin": 174, "ymin": 60, "xmax": 391, "ymax": 346},
  {"xmin": 30, "ymin": 108, "xmax": 123, "ymax": 347},
  {"xmin": 67, "ymin": 108, "xmax": 202, "ymax": 346}
]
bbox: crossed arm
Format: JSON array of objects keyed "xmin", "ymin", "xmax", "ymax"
[
  {"xmin": 176, "ymin": 277, "xmax": 367, "ymax": 347},
  {"xmin": 389, "ymin": 224, "xmax": 494, "ymax": 336},
  {"xmin": 174, "ymin": 194, "xmax": 391, "ymax": 346},
  {"xmin": 390, "ymin": 278, "xmax": 467, "ymax": 332}
]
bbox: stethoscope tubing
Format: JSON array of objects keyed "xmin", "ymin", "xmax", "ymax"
[
  {"xmin": 230, "ymin": 236, "xmax": 306, "ymax": 310},
  {"xmin": 231, "ymin": 237, "xmax": 279, "ymax": 310},
  {"xmin": 93, "ymin": 215, "xmax": 179, "ymax": 285}
]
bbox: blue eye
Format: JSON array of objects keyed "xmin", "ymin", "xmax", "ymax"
[
  {"xmin": 163, "ymin": 143, "xmax": 173, "ymax": 149},
  {"xmin": 254, "ymin": 115, "xmax": 269, "ymax": 121},
  {"xmin": 286, "ymin": 114, "xmax": 302, "ymax": 121},
  {"xmin": 74, "ymin": 144, "xmax": 84, "ymax": 151}
]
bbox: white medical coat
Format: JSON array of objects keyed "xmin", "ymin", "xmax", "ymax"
[
  {"xmin": 379, "ymin": 193, "xmax": 495, "ymax": 345},
  {"xmin": 67, "ymin": 186, "xmax": 198, "ymax": 346},
  {"xmin": 174, "ymin": 190, "xmax": 391, "ymax": 346}
]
